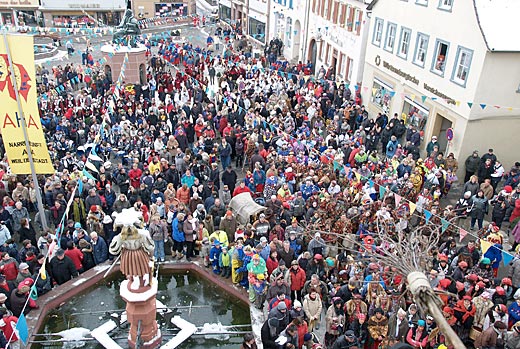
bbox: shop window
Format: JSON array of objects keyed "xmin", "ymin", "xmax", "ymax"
[
  {"xmin": 451, "ymin": 46, "xmax": 473, "ymax": 87},
  {"xmin": 371, "ymin": 78, "xmax": 394, "ymax": 113},
  {"xmin": 402, "ymin": 98, "xmax": 429, "ymax": 131},
  {"xmin": 384, "ymin": 23, "xmax": 397, "ymax": 53},
  {"xmin": 372, "ymin": 18, "xmax": 384, "ymax": 47},
  {"xmin": 431, "ymin": 39, "xmax": 449, "ymax": 76},
  {"xmin": 398, "ymin": 27, "xmax": 411, "ymax": 59},
  {"xmin": 249, "ymin": 18, "xmax": 266, "ymax": 43}
]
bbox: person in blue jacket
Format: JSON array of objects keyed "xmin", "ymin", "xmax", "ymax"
[
  {"xmin": 386, "ymin": 136, "xmax": 399, "ymax": 159},
  {"xmin": 209, "ymin": 240, "xmax": 222, "ymax": 274},
  {"xmin": 171, "ymin": 212, "xmax": 185, "ymax": 259},
  {"xmin": 90, "ymin": 232, "xmax": 108, "ymax": 265}
]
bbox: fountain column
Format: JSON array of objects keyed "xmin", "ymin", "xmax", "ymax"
[{"xmin": 120, "ymin": 279, "xmax": 162, "ymax": 349}]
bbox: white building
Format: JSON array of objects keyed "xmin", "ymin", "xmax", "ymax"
[
  {"xmin": 268, "ymin": 0, "xmax": 310, "ymax": 62},
  {"xmin": 218, "ymin": 0, "xmax": 268, "ymax": 47},
  {"xmin": 304, "ymin": 0, "xmax": 372, "ymax": 88},
  {"xmin": 361, "ymin": 0, "xmax": 520, "ymax": 170},
  {"xmin": 39, "ymin": 0, "xmax": 126, "ymax": 26}
]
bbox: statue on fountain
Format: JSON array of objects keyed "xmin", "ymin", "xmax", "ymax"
[
  {"xmin": 107, "ymin": 208, "xmax": 161, "ymax": 348},
  {"xmin": 109, "ymin": 208, "xmax": 155, "ymax": 291},
  {"xmin": 113, "ymin": 9, "xmax": 141, "ymax": 47}
]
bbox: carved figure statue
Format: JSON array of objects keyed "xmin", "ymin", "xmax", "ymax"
[
  {"xmin": 109, "ymin": 208, "xmax": 154, "ymax": 290},
  {"xmin": 113, "ymin": 9, "xmax": 141, "ymax": 47}
]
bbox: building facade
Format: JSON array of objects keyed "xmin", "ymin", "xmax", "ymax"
[
  {"xmin": 361, "ymin": 0, "xmax": 520, "ymax": 170},
  {"xmin": 132, "ymin": 0, "xmax": 193, "ymax": 20},
  {"xmin": 268, "ymin": 0, "xmax": 309, "ymax": 62},
  {"xmin": 0, "ymin": 0, "xmax": 39, "ymax": 26},
  {"xmin": 39, "ymin": 0, "xmax": 126, "ymax": 26},
  {"xmin": 219, "ymin": 0, "xmax": 267, "ymax": 46},
  {"xmin": 305, "ymin": 0, "xmax": 371, "ymax": 86}
]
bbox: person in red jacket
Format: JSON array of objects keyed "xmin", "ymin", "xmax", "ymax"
[
  {"xmin": 289, "ymin": 259, "xmax": 306, "ymax": 302},
  {"xmin": 64, "ymin": 241, "xmax": 84, "ymax": 273},
  {"xmin": 0, "ymin": 308, "xmax": 19, "ymax": 346},
  {"xmin": 233, "ymin": 182, "xmax": 252, "ymax": 197},
  {"xmin": 0, "ymin": 253, "xmax": 18, "ymax": 282}
]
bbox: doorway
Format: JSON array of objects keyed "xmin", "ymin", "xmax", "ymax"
[
  {"xmin": 433, "ymin": 113, "xmax": 452, "ymax": 154},
  {"xmin": 308, "ymin": 39, "xmax": 317, "ymax": 74},
  {"xmin": 104, "ymin": 65, "xmax": 112, "ymax": 83},
  {"xmin": 293, "ymin": 20, "xmax": 301, "ymax": 61},
  {"xmin": 139, "ymin": 64, "xmax": 147, "ymax": 85}
]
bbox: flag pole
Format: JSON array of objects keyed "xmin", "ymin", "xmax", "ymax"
[{"xmin": 2, "ymin": 32, "xmax": 49, "ymax": 231}]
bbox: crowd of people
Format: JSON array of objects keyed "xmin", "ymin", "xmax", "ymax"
[{"xmin": 0, "ymin": 21, "xmax": 519, "ymax": 349}]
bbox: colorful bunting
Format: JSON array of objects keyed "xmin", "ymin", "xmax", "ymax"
[
  {"xmin": 424, "ymin": 209, "xmax": 432, "ymax": 224},
  {"xmin": 503, "ymin": 251, "xmax": 514, "ymax": 266},
  {"xmin": 459, "ymin": 228, "xmax": 468, "ymax": 242},
  {"xmin": 394, "ymin": 194, "xmax": 402, "ymax": 207},
  {"xmin": 379, "ymin": 186, "xmax": 386, "ymax": 199},
  {"xmin": 441, "ymin": 218, "xmax": 449, "ymax": 233},
  {"xmin": 409, "ymin": 202, "xmax": 417, "ymax": 215},
  {"xmin": 480, "ymin": 240, "xmax": 492, "ymax": 255}
]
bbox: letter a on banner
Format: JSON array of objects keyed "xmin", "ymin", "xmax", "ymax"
[{"xmin": 0, "ymin": 34, "xmax": 53, "ymax": 174}]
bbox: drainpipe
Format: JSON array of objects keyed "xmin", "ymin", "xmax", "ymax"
[
  {"xmin": 265, "ymin": 0, "xmax": 270, "ymax": 45},
  {"xmin": 301, "ymin": 0, "xmax": 310, "ymax": 62}
]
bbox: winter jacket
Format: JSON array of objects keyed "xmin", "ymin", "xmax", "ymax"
[
  {"xmin": 509, "ymin": 257, "xmax": 520, "ymax": 288},
  {"xmin": 49, "ymin": 255, "xmax": 78, "ymax": 285},
  {"xmin": 183, "ymin": 219, "xmax": 195, "ymax": 242},
  {"xmin": 465, "ymin": 155, "xmax": 481, "ymax": 173},
  {"xmin": 172, "ymin": 217, "xmax": 185, "ymax": 242},
  {"xmin": 473, "ymin": 325, "xmax": 500, "ymax": 349},
  {"xmin": 289, "ymin": 266, "xmax": 306, "ymax": 291},
  {"xmin": 91, "ymin": 236, "xmax": 107, "ymax": 264},
  {"xmin": 303, "ymin": 293, "xmax": 322, "ymax": 320}
]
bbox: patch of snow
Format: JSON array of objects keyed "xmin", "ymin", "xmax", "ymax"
[
  {"xmin": 198, "ymin": 322, "xmax": 229, "ymax": 341},
  {"xmin": 71, "ymin": 278, "xmax": 88, "ymax": 286},
  {"xmin": 56, "ymin": 327, "xmax": 91, "ymax": 348}
]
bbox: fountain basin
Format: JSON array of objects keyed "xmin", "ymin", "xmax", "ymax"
[{"xmin": 27, "ymin": 262, "xmax": 252, "ymax": 348}]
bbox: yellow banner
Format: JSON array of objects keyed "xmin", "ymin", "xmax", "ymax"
[{"xmin": 0, "ymin": 34, "xmax": 53, "ymax": 174}]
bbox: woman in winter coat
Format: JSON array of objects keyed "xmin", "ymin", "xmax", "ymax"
[
  {"xmin": 325, "ymin": 297, "xmax": 346, "ymax": 347},
  {"xmin": 183, "ymin": 214, "xmax": 197, "ymax": 261},
  {"xmin": 149, "ymin": 215, "xmax": 168, "ymax": 262},
  {"xmin": 303, "ymin": 287, "xmax": 323, "ymax": 332},
  {"xmin": 171, "ymin": 213, "xmax": 185, "ymax": 259},
  {"xmin": 78, "ymin": 239, "xmax": 95, "ymax": 271},
  {"xmin": 453, "ymin": 296, "xmax": 476, "ymax": 343},
  {"xmin": 470, "ymin": 190, "xmax": 488, "ymax": 230}
]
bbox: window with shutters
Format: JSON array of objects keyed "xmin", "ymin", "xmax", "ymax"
[
  {"xmin": 372, "ymin": 18, "xmax": 383, "ymax": 47},
  {"xmin": 354, "ymin": 8, "xmax": 362, "ymax": 35},
  {"xmin": 451, "ymin": 46, "xmax": 473, "ymax": 87},
  {"xmin": 397, "ymin": 27, "xmax": 411, "ymax": 59},
  {"xmin": 384, "ymin": 22, "xmax": 397, "ymax": 52},
  {"xmin": 346, "ymin": 5, "xmax": 354, "ymax": 31},
  {"xmin": 333, "ymin": 1, "xmax": 339, "ymax": 24},
  {"xmin": 339, "ymin": 4, "xmax": 346, "ymax": 27}
]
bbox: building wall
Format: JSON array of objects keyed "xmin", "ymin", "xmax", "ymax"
[
  {"xmin": 131, "ymin": 0, "xmax": 190, "ymax": 19},
  {"xmin": 248, "ymin": 0, "xmax": 267, "ymax": 44},
  {"xmin": 359, "ymin": 0, "xmax": 520, "ymax": 171},
  {"xmin": 268, "ymin": 0, "xmax": 307, "ymax": 61},
  {"xmin": 307, "ymin": 0, "xmax": 370, "ymax": 91}
]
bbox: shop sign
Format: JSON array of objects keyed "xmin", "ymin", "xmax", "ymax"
[
  {"xmin": 0, "ymin": 0, "xmax": 38, "ymax": 7},
  {"xmin": 381, "ymin": 59, "xmax": 419, "ymax": 85},
  {"xmin": 69, "ymin": 3, "xmax": 100, "ymax": 7}
]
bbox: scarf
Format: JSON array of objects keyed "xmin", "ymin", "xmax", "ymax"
[{"xmin": 454, "ymin": 301, "xmax": 476, "ymax": 323}]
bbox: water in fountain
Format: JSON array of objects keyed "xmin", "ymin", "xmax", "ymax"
[{"xmin": 39, "ymin": 271, "xmax": 251, "ymax": 348}]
